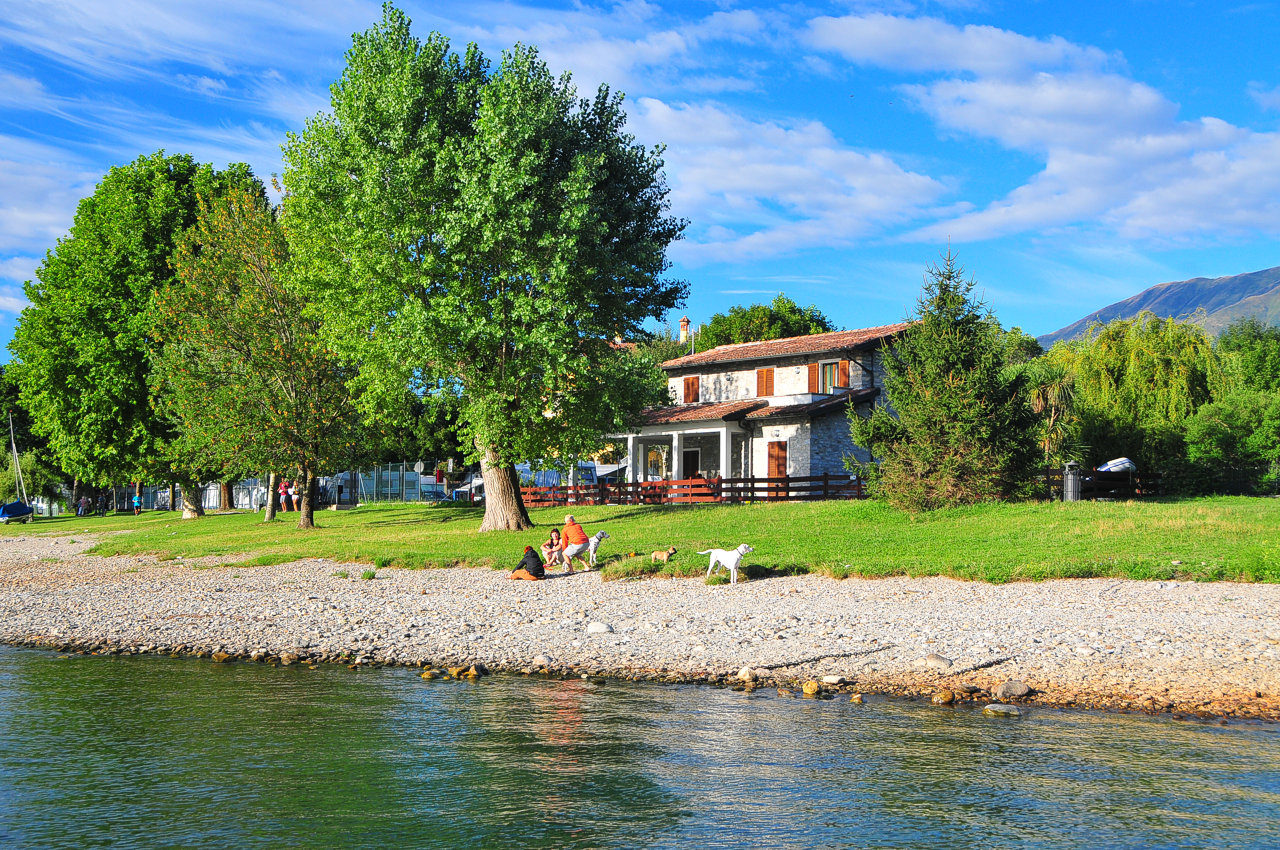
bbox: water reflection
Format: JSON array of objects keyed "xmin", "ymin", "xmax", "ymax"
[{"xmin": 0, "ymin": 646, "xmax": 1277, "ymax": 848}]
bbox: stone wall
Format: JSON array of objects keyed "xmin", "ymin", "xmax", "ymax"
[{"xmin": 809, "ymin": 408, "xmax": 871, "ymax": 475}]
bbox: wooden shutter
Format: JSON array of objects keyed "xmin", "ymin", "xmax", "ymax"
[
  {"xmin": 767, "ymin": 441, "xmax": 787, "ymax": 477},
  {"xmin": 807, "ymin": 363, "xmax": 820, "ymax": 393},
  {"xmin": 756, "ymin": 367, "xmax": 774, "ymax": 397},
  {"xmin": 683, "ymin": 375, "xmax": 700, "ymax": 403},
  {"xmin": 837, "ymin": 360, "xmax": 850, "ymax": 388}
]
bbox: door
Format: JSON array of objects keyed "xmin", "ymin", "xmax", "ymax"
[
  {"xmin": 767, "ymin": 441, "xmax": 787, "ymax": 500},
  {"xmin": 682, "ymin": 449, "xmax": 701, "ymax": 479}
]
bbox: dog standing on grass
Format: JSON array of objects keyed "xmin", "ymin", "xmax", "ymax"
[
  {"xmin": 698, "ymin": 544, "xmax": 753, "ymax": 584},
  {"xmin": 587, "ymin": 531, "xmax": 610, "ymax": 567},
  {"xmin": 651, "ymin": 546, "xmax": 677, "ymax": 563}
]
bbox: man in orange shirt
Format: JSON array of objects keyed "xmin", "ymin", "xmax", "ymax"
[{"xmin": 560, "ymin": 514, "xmax": 591, "ymax": 572}]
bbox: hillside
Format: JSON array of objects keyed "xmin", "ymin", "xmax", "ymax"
[{"xmin": 1038, "ymin": 265, "xmax": 1280, "ymax": 346}]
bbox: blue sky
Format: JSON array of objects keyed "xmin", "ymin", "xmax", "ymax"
[{"xmin": 3, "ymin": 0, "xmax": 1280, "ymax": 352}]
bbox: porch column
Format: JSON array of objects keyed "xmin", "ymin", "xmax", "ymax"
[
  {"xmin": 719, "ymin": 426, "xmax": 731, "ymax": 479},
  {"xmin": 672, "ymin": 432, "xmax": 684, "ymax": 480},
  {"xmin": 626, "ymin": 434, "xmax": 637, "ymax": 483}
]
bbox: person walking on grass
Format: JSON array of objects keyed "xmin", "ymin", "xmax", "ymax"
[{"xmin": 560, "ymin": 514, "xmax": 591, "ymax": 572}]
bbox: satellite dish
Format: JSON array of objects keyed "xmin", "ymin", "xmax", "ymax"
[{"xmin": 413, "ymin": 460, "xmax": 425, "ymax": 474}]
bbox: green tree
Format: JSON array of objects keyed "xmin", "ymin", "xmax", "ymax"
[
  {"xmin": 282, "ymin": 6, "xmax": 685, "ymax": 531},
  {"xmin": 849, "ymin": 252, "xmax": 1039, "ymax": 510},
  {"xmin": 694, "ymin": 294, "xmax": 836, "ymax": 352},
  {"xmin": 155, "ymin": 189, "xmax": 367, "ymax": 529},
  {"xmin": 1216, "ymin": 316, "xmax": 1280, "ymax": 392},
  {"xmin": 1046, "ymin": 311, "xmax": 1228, "ymax": 477},
  {"xmin": 7, "ymin": 151, "xmax": 258, "ymax": 512}
]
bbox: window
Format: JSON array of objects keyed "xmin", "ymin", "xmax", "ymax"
[
  {"xmin": 683, "ymin": 375, "xmax": 701, "ymax": 403},
  {"xmin": 821, "ymin": 362, "xmax": 839, "ymax": 394},
  {"xmin": 756, "ymin": 367, "xmax": 775, "ymax": 397},
  {"xmin": 815, "ymin": 360, "xmax": 851, "ymax": 394}
]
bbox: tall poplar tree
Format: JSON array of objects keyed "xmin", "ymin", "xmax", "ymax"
[{"xmin": 283, "ymin": 6, "xmax": 685, "ymax": 531}]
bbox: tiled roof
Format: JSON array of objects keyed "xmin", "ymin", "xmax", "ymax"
[
  {"xmin": 640, "ymin": 399, "xmax": 766, "ymax": 426},
  {"xmin": 744, "ymin": 387, "xmax": 879, "ymax": 419},
  {"xmin": 662, "ymin": 322, "xmax": 911, "ymax": 370}
]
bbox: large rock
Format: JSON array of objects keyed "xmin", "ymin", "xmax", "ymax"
[
  {"xmin": 995, "ymin": 680, "xmax": 1031, "ymax": 699},
  {"xmin": 982, "ymin": 704, "xmax": 1022, "ymax": 718},
  {"xmin": 932, "ymin": 690, "xmax": 955, "ymax": 705},
  {"xmin": 738, "ymin": 666, "xmax": 757, "ymax": 683},
  {"xmin": 918, "ymin": 653, "xmax": 953, "ymax": 672},
  {"xmin": 802, "ymin": 680, "xmax": 821, "ymax": 696},
  {"xmin": 532, "ymin": 654, "xmax": 554, "ymax": 668},
  {"xmin": 586, "ymin": 622, "xmax": 613, "ymax": 635},
  {"xmin": 822, "ymin": 675, "xmax": 846, "ymax": 685}
]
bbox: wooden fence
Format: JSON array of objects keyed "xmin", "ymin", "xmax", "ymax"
[
  {"xmin": 520, "ymin": 473, "xmax": 867, "ymax": 507},
  {"xmin": 517, "ymin": 469, "xmax": 1167, "ymax": 507},
  {"xmin": 1040, "ymin": 468, "xmax": 1163, "ymax": 500}
]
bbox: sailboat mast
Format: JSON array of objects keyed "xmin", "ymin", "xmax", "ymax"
[{"xmin": 9, "ymin": 412, "xmax": 26, "ymax": 504}]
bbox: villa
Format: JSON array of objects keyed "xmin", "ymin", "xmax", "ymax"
[{"xmin": 622, "ymin": 319, "xmax": 909, "ymax": 483}]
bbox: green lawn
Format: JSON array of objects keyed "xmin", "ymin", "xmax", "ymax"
[{"xmin": 23, "ymin": 496, "xmax": 1280, "ymax": 583}]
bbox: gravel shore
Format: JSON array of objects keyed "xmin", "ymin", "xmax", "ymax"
[{"xmin": 3, "ymin": 532, "xmax": 1278, "ymax": 720}]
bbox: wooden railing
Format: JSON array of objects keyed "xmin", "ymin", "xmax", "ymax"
[
  {"xmin": 1040, "ymin": 468, "xmax": 1163, "ymax": 500},
  {"xmin": 520, "ymin": 474, "xmax": 866, "ymax": 507}
]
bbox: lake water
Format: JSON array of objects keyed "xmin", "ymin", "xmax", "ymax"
[{"xmin": 1, "ymin": 645, "xmax": 1277, "ymax": 848}]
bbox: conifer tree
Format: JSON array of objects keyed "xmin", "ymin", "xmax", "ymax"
[{"xmin": 850, "ymin": 252, "xmax": 1039, "ymax": 510}]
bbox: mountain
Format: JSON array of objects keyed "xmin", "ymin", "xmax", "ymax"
[{"xmin": 1038, "ymin": 265, "xmax": 1280, "ymax": 347}]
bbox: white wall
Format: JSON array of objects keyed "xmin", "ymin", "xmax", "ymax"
[{"xmin": 750, "ymin": 421, "xmax": 811, "ymax": 477}]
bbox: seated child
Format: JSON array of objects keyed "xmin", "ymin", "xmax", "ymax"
[{"xmin": 510, "ymin": 545, "xmax": 546, "ymax": 581}]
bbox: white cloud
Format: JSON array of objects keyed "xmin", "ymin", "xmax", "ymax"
[
  {"xmin": 806, "ymin": 13, "xmax": 1280, "ymax": 245},
  {"xmin": 805, "ymin": 13, "xmax": 1113, "ymax": 77},
  {"xmin": 0, "ymin": 139, "xmax": 100, "ymax": 254},
  {"xmin": 630, "ymin": 98, "xmax": 944, "ymax": 262},
  {"xmin": 1248, "ymin": 82, "xmax": 1280, "ymax": 111}
]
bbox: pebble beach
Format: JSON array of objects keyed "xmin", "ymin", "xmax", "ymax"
[{"xmin": 3, "ymin": 532, "xmax": 1278, "ymax": 720}]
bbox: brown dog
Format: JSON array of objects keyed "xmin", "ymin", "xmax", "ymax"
[{"xmin": 651, "ymin": 547, "xmax": 678, "ymax": 563}]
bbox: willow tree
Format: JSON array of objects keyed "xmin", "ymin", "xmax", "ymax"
[
  {"xmin": 1046, "ymin": 311, "xmax": 1228, "ymax": 471},
  {"xmin": 282, "ymin": 6, "xmax": 685, "ymax": 531},
  {"xmin": 155, "ymin": 189, "xmax": 366, "ymax": 529}
]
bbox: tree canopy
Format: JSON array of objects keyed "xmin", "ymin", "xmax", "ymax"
[
  {"xmin": 694, "ymin": 294, "xmax": 836, "ymax": 352},
  {"xmin": 1216, "ymin": 316, "xmax": 1280, "ymax": 393},
  {"xmin": 7, "ymin": 151, "xmax": 259, "ymax": 493},
  {"xmin": 155, "ymin": 188, "xmax": 366, "ymax": 527},
  {"xmin": 849, "ymin": 252, "xmax": 1039, "ymax": 510},
  {"xmin": 282, "ymin": 5, "xmax": 685, "ymax": 531},
  {"xmin": 1045, "ymin": 311, "xmax": 1227, "ymax": 472}
]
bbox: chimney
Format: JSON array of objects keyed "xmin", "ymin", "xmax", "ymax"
[{"xmin": 679, "ymin": 315, "xmax": 690, "ymax": 343}]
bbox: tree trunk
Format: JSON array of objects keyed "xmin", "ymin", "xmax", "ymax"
[
  {"xmin": 220, "ymin": 481, "xmax": 235, "ymax": 511},
  {"xmin": 71, "ymin": 479, "xmax": 81, "ymax": 507},
  {"xmin": 264, "ymin": 472, "xmax": 279, "ymax": 522},
  {"xmin": 478, "ymin": 443, "xmax": 532, "ymax": 532},
  {"xmin": 134, "ymin": 481, "xmax": 142, "ymax": 511},
  {"xmin": 180, "ymin": 480, "xmax": 205, "ymax": 519},
  {"xmin": 168, "ymin": 482, "xmax": 176, "ymax": 511},
  {"xmin": 297, "ymin": 469, "xmax": 316, "ymax": 530}
]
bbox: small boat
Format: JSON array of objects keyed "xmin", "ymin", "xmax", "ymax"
[{"xmin": 3, "ymin": 412, "xmax": 33, "ymax": 524}]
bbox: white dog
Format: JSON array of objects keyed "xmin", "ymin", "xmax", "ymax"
[
  {"xmin": 587, "ymin": 531, "xmax": 610, "ymax": 567},
  {"xmin": 698, "ymin": 544, "xmax": 753, "ymax": 584}
]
